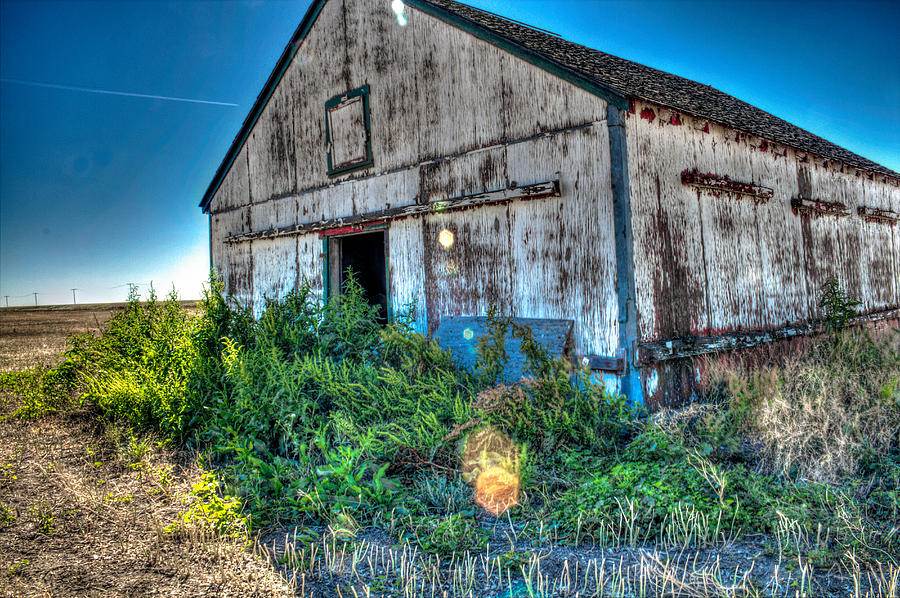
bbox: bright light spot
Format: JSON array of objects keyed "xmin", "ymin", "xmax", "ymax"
[
  {"xmin": 391, "ymin": 0, "xmax": 407, "ymax": 26},
  {"xmin": 461, "ymin": 426, "xmax": 521, "ymax": 516},
  {"xmin": 438, "ymin": 228, "xmax": 454, "ymax": 249},
  {"xmin": 463, "ymin": 327, "xmax": 474, "ymax": 340}
]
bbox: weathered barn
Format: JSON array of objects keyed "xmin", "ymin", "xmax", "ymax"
[{"xmin": 200, "ymin": 0, "xmax": 900, "ymax": 407}]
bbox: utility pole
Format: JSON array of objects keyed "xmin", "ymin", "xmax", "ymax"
[
  {"xmin": 3, "ymin": 296, "xmax": 8, "ymax": 308},
  {"xmin": 33, "ymin": 292, "xmax": 38, "ymax": 306},
  {"xmin": 71, "ymin": 288, "xmax": 78, "ymax": 305}
]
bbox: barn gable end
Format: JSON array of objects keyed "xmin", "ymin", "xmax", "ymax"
[{"xmin": 205, "ymin": 0, "xmax": 624, "ymax": 376}]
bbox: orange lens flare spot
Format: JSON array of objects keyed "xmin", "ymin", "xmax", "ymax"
[
  {"xmin": 475, "ymin": 466, "xmax": 520, "ymax": 515},
  {"xmin": 461, "ymin": 426, "xmax": 521, "ymax": 516}
]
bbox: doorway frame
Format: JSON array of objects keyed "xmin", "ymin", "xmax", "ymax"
[{"xmin": 320, "ymin": 222, "xmax": 391, "ymax": 323}]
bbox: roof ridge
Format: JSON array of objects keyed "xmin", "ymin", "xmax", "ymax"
[{"xmin": 420, "ymin": 0, "xmax": 897, "ymax": 179}]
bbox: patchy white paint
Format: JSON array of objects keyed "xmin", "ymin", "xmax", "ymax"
[{"xmin": 627, "ymin": 99, "xmax": 900, "ymax": 343}]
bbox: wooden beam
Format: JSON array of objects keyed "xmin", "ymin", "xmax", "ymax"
[
  {"xmin": 680, "ymin": 168, "xmax": 773, "ymax": 200},
  {"xmin": 638, "ymin": 307, "xmax": 900, "ymax": 364},
  {"xmin": 581, "ymin": 353, "xmax": 625, "ymax": 373},
  {"xmin": 225, "ymin": 180, "xmax": 560, "ymax": 243},
  {"xmin": 858, "ymin": 205, "xmax": 899, "ymax": 224},
  {"xmin": 790, "ymin": 197, "xmax": 849, "ymax": 217}
]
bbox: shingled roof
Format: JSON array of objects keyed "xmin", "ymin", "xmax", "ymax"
[
  {"xmin": 419, "ymin": 0, "xmax": 896, "ymax": 178},
  {"xmin": 200, "ymin": 0, "xmax": 896, "ymax": 211}
]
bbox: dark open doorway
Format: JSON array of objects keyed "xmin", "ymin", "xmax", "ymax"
[{"xmin": 327, "ymin": 229, "xmax": 388, "ymax": 324}]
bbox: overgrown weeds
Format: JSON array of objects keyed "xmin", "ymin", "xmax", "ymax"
[{"xmin": 7, "ymin": 272, "xmax": 899, "ymax": 594}]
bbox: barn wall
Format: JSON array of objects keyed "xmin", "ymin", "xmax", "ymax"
[
  {"xmin": 626, "ymin": 99, "xmax": 900, "ymax": 406},
  {"xmin": 207, "ymin": 0, "xmax": 619, "ymax": 356},
  {"xmin": 627, "ymin": 99, "xmax": 900, "ymax": 344}
]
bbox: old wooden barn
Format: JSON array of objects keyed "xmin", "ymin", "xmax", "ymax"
[{"xmin": 200, "ymin": 0, "xmax": 900, "ymax": 408}]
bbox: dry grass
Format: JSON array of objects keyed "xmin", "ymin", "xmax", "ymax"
[
  {"xmin": 706, "ymin": 330, "xmax": 900, "ymax": 483},
  {"xmin": 0, "ymin": 406, "xmax": 291, "ymax": 597}
]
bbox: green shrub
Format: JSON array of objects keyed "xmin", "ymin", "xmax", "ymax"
[
  {"xmin": 64, "ymin": 286, "xmax": 198, "ymax": 437},
  {"xmin": 0, "ymin": 367, "xmax": 75, "ymax": 420}
]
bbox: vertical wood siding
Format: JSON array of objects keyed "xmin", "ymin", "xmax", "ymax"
[
  {"xmin": 627, "ymin": 100, "xmax": 900, "ymax": 343},
  {"xmin": 207, "ymin": 0, "xmax": 620, "ymax": 356}
]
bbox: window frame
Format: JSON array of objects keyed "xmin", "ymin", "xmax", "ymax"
[{"xmin": 324, "ymin": 85, "xmax": 374, "ymax": 177}]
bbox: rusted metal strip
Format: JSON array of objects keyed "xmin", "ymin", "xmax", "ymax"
[
  {"xmin": 581, "ymin": 353, "xmax": 625, "ymax": 373},
  {"xmin": 319, "ymin": 221, "xmax": 386, "ymax": 238},
  {"xmin": 638, "ymin": 307, "xmax": 900, "ymax": 364},
  {"xmin": 680, "ymin": 168, "xmax": 774, "ymax": 200},
  {"xmin": 790, "ymin": 197, "xmax": 849, "ymax": 217},
  {"xmin": 224, "ymin": 180, "xmax": 560, "ymax": 243},
  {"xmin": 858, "ymin": 205, "xmax": 899, "ymax": 224}
]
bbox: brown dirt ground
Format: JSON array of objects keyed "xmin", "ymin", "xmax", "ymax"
[
  {"xmin": 0, "ymin": 303, "xmax": 292, "ymax": 597},
  {"xmin": 0, "ymin": 406, "xmax": 292, "ymax": 597}
]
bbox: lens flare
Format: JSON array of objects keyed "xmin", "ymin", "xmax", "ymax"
[
  {"xmin": 461, "ymin": 426, "xmax": 520, "ymax": 515},
  {"xmin": 391, "ymin": 0, "xmax": 407, "ymax": 26},
  {"xmin": 438, "ymin": 228, "xmax": 454, "ymax": 249},
  {"xmin": 445, "ymin": 258, "xmax": 459, "ymax": 275}
]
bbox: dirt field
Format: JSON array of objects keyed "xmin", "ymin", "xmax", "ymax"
[
  {"xmin": 0, "ymin": 406, "xmax": 292, "ymax": 597},
  {"xmin": 0, "ymin": 303, "xmax": 197, "ymax": 372},
  {"xmin": 0, "ymin": 302, "xmax": 285, "ymax": 597}
]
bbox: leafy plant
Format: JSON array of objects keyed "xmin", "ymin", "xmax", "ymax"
[
  {"xmin": 819, "ymin": 277, "xmax": 861, "ymax": 332},
  {"xmin": 169, "ymin": 470, "xmax": 249, "ymax": 540}
]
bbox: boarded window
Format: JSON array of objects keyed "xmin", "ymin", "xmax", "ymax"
[{"xmin": 325, "ymin": 86, "xmax": 373, "ymax": 176}]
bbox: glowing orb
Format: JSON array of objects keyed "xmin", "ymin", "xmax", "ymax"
[
  {"xmin": 461, "ymin": 426, "xmax": 521, "ymax": 516},
  {"xmin": 463, "ymin": 327, "xmax": 474, "ymax": 340},
  {"xmin": 475, "ymin": 466, "xmax": 520, "ymax": 516},
  {"xmin": 391, "ymin": 0, "xmax": 407, "ymax": 26},
  {"xmin": 438, "ymin": 228, "xmax": 454, "ymax": 249}
]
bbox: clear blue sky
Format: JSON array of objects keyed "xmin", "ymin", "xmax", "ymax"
[{"xmin": 1, "ymin": 0, "xmax": 898, "ymax": 306}]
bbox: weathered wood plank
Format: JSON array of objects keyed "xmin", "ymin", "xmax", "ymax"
[
  {"xmin": 790, "ymin": 196, "xmax": 850, "ymax": 217},
  {"xmin": 858, "ymin": 205, "xmax": 899, "ymax": 223},
  {"xmin": 210, "ymin": 145, "xmax": 251, "ymax": 213},
  {"xmin": 639, "ymin": 307, "xmax": 900, "ymax": 364},
  {"xmin": 695, "ymin": 121, "xmax": 766, "ymax": 333},
  {"xmin": 251, "ymin": 238, "xmax": 298, "ymax": 314},
  {"xmin": 225, "ymin": 181, "xmax": 559, "ymax": 243},
  {"xmin": 583, "ymin": 353, "xmax": 625, "ymax": 373},
  {"xmin": 680, "ymin": 168, "xmax": 773, "ymax": 200},
  {"xmin": 628, "ymin": 101, "xmax": 711, "ymax": 340},
  {"xmin": 423, "ymin": 203, "xmax": 513, "ymax": 334},
  {"xmin": 506, "ymin": 123, "xmax": 618, "ymax": 357}
]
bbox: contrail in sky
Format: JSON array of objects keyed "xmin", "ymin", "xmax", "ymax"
[{"xmin": 0, "ymin": 77, "xmax": 238, "ymax": 107}]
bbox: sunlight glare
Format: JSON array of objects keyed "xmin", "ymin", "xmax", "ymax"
[
  {"xmin": 391, "ymin": 0, "xmax": 407, "ymax": 26},
  {"xmin": 461, "ymin": 426, "xmax": 521, "ymax": 515}
]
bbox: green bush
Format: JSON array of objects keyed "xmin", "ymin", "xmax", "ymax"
[
  {"xmin": 65, "ymin": 287, "xmax": 197, "ymax": 437},
  {"xmin": 0, "ymin": 366, "xmax": 75, "ymax": 420}
]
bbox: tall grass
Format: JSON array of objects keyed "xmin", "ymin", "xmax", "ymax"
[{"xmin": 21, "ymin": 272, "xmax": 897, "ymax": 583}]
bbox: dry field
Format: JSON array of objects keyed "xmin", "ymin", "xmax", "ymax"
[{"xmin": 0, "ymin": 303, "xmax": 197, "ymax": 372}]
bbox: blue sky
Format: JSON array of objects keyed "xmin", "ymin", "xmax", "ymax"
[{"xmin": 1, "ymin": 0, "xmax": 898, "ymax": 306}]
